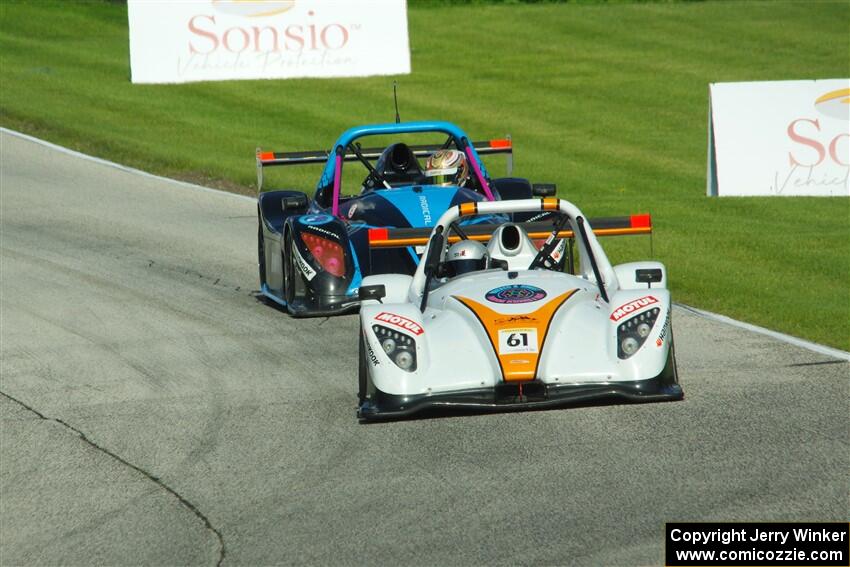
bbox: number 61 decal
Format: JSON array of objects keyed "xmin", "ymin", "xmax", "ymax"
[{"xmin": 497, "ymin": 328, "xmax": 539, "ymax": 354}]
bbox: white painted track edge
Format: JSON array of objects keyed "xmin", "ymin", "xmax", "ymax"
[
  {"xmin": 0, "ymin": 127, "xmax": 255, "ymax": 203},
  {"xmin": 3, "ymin": 127, "xmax": 847, "ymax": 361},
  {"xmin": 674, "ymin": 304, "xmax": 850, "ymax": 361}
]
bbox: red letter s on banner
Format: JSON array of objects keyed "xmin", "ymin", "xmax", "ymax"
[
  {"xmin": 787, "ymin": 118, "xmax": 825, "ymax": 167},
  {"xmin": 188, "ymin": 15, "xmax": 218, "ymax": 54}
]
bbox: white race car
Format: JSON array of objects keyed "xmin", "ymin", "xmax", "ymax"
[{"xmin": 356, "ymin": 198, "xmax": 683, "ymax": 420}]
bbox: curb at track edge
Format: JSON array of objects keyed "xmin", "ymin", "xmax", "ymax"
[
  {"xmin": 673, "ymin": 303, "xmax": 849, "ymax": 362},
  {"xmin": 0, "ymin": 126, "xmax": 255, "ymax": 203}
]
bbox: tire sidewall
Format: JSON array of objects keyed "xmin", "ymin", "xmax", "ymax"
[
  {"xmin": 358, "ymin": 330, "xmax": 368, "ymax": 404},
  {"xmin": 284, "ymin": 231, "xmax": 297, "ymax": 306},
  {"xmin": 257, "ymin": 216, "xmax": 266, "ymax": 286}
]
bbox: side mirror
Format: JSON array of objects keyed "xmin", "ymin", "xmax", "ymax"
[
  {"xmin": 423, "ymin": 233, "xmax": 445, "ymax": 276},
  {"xmin": 358, "ymin": 284, "xmax": 386, "ymax": 303},
  {"xmin": 532, "ymin": 183, "xmax": 557, "ymax": 197},
  {"xmin": 635, "ymin": 268, "xmax": 663, "ymax": 284},
  {"xmin": 282, "ymin": 194, "xmax": 308, "ymax": 212}
]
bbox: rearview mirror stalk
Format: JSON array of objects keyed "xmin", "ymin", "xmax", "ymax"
[
  {"xmin": 420, "ymin": 227, "xmax": 445, "ymax": 312},
  {"xmin": 576, "ymin": 216, "xmax": 609, "ymax": 303}
]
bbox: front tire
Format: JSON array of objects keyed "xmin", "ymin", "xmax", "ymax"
[
  {"xmin": 358, "ymin": 331, "xmax": 371, "ymax": 404},
  {"xmin": 668, "ymin": 335, "xmax": 680, "ymax": 385},
  {"xmin": 284, "ymin": 231, "xmax": 306, "ymax": 310},
  {"xmin": 257, "ymin": 217, "xmax": 266, "ymax": 286}
]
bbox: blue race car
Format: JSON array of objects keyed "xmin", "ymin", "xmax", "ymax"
[{"xmin": 256, "ymin": 120, "xmax": 553, "ymax": 317}]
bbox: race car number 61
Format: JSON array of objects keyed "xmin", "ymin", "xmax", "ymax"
[{"xmin": 498, "ymin": 328, "xmax": 538, "ymax": 354}]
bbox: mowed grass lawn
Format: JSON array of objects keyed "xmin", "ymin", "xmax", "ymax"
[{"xmin": 1, "ymin": 1, "xmax": 848, "ymax": 350}]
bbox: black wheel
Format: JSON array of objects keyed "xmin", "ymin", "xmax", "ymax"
[
  {"xmin": 284, "ymin": 231, "xmax": 306, "ymax": 307},
  {"xmin": 257, "ymin": 217, "xmax": 266, "ymax": 286},
  {"xmin": 358, "ymin": 331, "xmax": 368, "ymax": 404},
  {"xmin": 658, "ymin": 331, "xmax": 680, "ymax": 389},
  {"xmin": 669, "ymin": 334, "xmax": 680, "ymax": 385}
]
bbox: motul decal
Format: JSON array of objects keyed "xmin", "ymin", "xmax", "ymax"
[
  {"xmin": 610, "ymin": 295, "xmax": 658, "ymax": 321},
  {"xmin": 375, "ymin": 312, "xmax": 424, "ymax": 336}
]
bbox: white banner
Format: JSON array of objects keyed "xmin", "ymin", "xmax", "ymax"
[
  {"xmin": 707, "ymin": 79, "xmax": 849, "ymax": 197},
  {"xmin": 127, "ymin": 0, "xmax": 410, "ymax": 84}
]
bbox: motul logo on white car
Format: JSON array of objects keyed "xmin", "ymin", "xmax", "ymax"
[
  {"xmin": 375, "ymin": 312, "xmax": 424, "ymax": 336},
  {"xmin": 610, "ymin": 296, "xmax": 658, "ymax": 321}
]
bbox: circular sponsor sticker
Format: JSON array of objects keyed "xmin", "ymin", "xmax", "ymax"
[
  {"xmin": 299, "ymin": 214, "xmax": 334, "ymax": 226},
  {"xmin": 485, "ymin": 285, "xmax": 547, "ymax": 304}
]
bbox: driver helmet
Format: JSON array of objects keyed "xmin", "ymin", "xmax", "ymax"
[
  {"xmin": 424, "ymin": 149, "xmax": 469, "ymax": 187},
  {"xmin": 445, "ymin": 239, "xmax": 488, "ymax": 277}
]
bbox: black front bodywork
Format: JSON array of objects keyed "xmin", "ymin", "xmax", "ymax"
[{"xmin": 358, "ymin": 343, "xmax": 683, "ymax": 421}]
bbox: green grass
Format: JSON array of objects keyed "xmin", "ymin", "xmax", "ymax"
[{"xmin": 1, "ymin": 1, "xmax": 848, "ymax": 350}]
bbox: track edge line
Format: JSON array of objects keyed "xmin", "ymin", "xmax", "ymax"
[
  {"xmin": 674, "ymin": 303, "xmax": 850, "ymax": 361},
  {"xmin": 0, "ymin": 127, "xmax": 254, "ymax": 203}
]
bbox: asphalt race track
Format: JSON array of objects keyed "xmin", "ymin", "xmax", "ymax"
[{"xmin": 1, "ymin": 130, "xmax": 848, "ymax": 566}]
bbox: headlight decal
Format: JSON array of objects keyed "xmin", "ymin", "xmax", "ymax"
[
  {"xmin": 372, "ymin": 324, "xmax": 417, "ymax": 372},
  {"xmin": 300, "ymin": 232, "xmax": 345, "ymax": 278},
  {"xmin": 617, "ymin": 307, "xmax": 661, "ymax": 359}
]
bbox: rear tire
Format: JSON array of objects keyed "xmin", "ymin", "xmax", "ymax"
[
  {"xmin": 491, "ymin": 178, "xmax": 543, "ymax": 222},
  {"xmin": 491, "ymin": 177, "xmax": 533, "ymax": 200}
]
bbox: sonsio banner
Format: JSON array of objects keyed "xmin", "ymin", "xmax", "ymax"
[
  {"xmin": 707, "ymin": 79, "xmax": 849, "ymax": 197},
  {"xmin": 127, "ymin": 0, "xmax": 410, "ymax": 84}
]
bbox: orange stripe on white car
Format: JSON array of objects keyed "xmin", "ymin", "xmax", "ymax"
[{"xmin": 453, "ymin": 289, "xmax": 578, "ymax": 382}]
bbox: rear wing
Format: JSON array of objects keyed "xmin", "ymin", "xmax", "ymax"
[
  {"xmin": 256, "ymin": 138, "xmax": 513, "ymax": 191},
  {"xmin": 367, "ymin": 214, "xmax": 652, "ymax": 249}
]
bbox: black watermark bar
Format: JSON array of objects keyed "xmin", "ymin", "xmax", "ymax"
[{"xmin": 665, "ymin": 522, "xmax": 849, "ymax": 566}]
